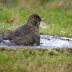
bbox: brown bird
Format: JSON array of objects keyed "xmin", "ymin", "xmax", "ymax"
[{"xmin": 1, "ymin": 14, "xmax": 41, "ymax": 46}]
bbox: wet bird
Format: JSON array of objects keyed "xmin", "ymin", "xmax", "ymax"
[{"xmin": 1, "ymin": 14, "xmax": 41, "ymax": 45}]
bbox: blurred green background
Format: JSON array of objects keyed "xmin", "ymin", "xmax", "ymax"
[
  {"xmin": 0, "ymin": 0, "xmax": 72, "ymax": 9},
  {"xmin": 0, "ymin": 0, "xmax": 72, "ymax": 37}
]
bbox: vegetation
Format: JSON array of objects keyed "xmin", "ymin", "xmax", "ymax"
[
  {"xmin": 0, "ymin": 0, "xmax": 72, "ymax": 72},
  {"xmin": 0, "ymin": 6, "xmax": 72, "ymax": 37},
  {"xmin": 0, "ymin": 48, "xmax": 72, "ymax": 72}
]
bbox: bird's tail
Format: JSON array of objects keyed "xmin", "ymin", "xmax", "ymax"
[{"xmin": 0, "ymin": 33, "xmax": 8, "ymax": 40}]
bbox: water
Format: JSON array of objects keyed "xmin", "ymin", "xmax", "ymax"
[
  {"xmin": 40, "ymin": 35, "xmax": 72, "ymax": 49},
  {"xmin": 0, "ymin": 35, "xmax": 72, "ymax": 49}
]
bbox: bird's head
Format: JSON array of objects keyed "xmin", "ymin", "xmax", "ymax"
[{"xmin": 27, "ymin": 14, "xmax": 41, "ymax": 28}]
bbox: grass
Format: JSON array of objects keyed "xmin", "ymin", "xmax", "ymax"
[
  {"xmin": 0, "ymin": 6, "xmax": 72, "ymax": 72},
  {"xmin": 0, "ymin": 49, "xmax": 72, "ymax": 72},
  {"xmin": 0, "ymin": 6, "xmax": 72, "ymax": 37}
]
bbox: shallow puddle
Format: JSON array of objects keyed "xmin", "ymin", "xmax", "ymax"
[
  {"xmin": 40, "ymin": 35, "xmax": 72, "ymax": 49},
  {"xmin": 0, "ymin": 35, "xmax": 72, "ymax": 49}
]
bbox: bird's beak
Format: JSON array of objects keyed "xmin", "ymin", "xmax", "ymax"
[{"xmin": 41, "ymin": 18, "xmax": 46, "ymax": 21}]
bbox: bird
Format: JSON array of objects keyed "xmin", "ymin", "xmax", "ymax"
[{"xmin": 1, "ymin": 14, "xmax": 41, "ymax": 46}]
